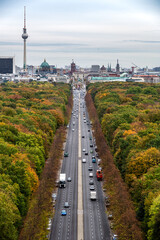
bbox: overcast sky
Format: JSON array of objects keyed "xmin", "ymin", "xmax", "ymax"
[{"xmin": 0, "ymin": 0, "xmax": 160, "ymax": 68}]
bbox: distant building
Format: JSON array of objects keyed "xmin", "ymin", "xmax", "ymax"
[
  {"xmin": 107, "ymin": 63, "xmax": 112, "ymax": 72},
  {"xmin": 27, "ymin": 65, "xmax": 36, "ymax": 75},
  {"xmin": 50, "ymin": 65, "xmax": 57, "ymax": 74},
  {"xmin": 116, "ymin": 59, "xmax": 120, "ymax": 74},
  {"xmin": 100, "ymin": 65, "xmax": 106, "ymax": 71},
  {"xmin": 88, "ymin": 76, "xmax": 126, "ymax": 83},
  {"xmin": 37, "ymin": 59, "xmax": 56, "ymax": 75},
  {"xmin": 40, "ymin": 59, "xmax": 50, "ymax": 72},
  {"xmin": 91, "ymin": 65, "xmax": 100, "ymax": 72},
  {"xmin": 133, "ymin": 74, "xmax": 160, "ymax": 83},
  {"xmin": 71, "ymin": 60, "xmax": 76, "ymax": 75},
  {"xmin": 0, "ymin": 57, "xmax": 15, "ymax": 74},
  {"xmin": 48, "ymin": 75, "xmax": 70, "ymax": 83},
  {"xmin": 153, "ymin": 67, "xmax": 160, "ymax": 72}
]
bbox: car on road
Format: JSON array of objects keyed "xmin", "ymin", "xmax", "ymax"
[
  {"xmin": 88, "ymin": 129, "xmax": 90, "ymax": 132},
  {"xmin": 89, "ymin": 172, "xmax": 93, "ymax": 177},
  {"xmin": 52, "ymin": 193, "xmax": 57, "ymax": 201},
  {"xmin": 95, "ymin": 146, "xmax": 98, "ymax": 152},
  {"xmin": 89, "ymin": 179, "xmax": 94, "ymax": 185},
  {"xmin": 82, "ymin": 158, "xmax": 86, "ymax": 163},
  {"xmin": 112, "ymin": 235, "xmax": 118, "ymax": 240},
  {"xmin": 90, "ymin": 144, "xmax": 93, "ymax": 147},
  {"xmin": 85, "ymin": 152, "xmax": 88, "ymax": 155},
  {"xmin": 90, "ymin": 185, "xmax": 95, "ymax": 190},
  {"xmin": 98, "ymin": 159, "xmax": 101, "ymax": 165},
  {"xmin": 82, "ymin": 135, "xmax": 85, "ymax": 138},
  {"xmin": 82, "ymin": 148, "xmax": 86, "ymax": 152},
  {"xmin": 61, "ymin": 210, "xmax": 67, "ymax": 216},
  {"xmin": 88, "ymin": 166, "xmax": 93, "ymax": 171},
  {"xmin": 64, "ymin": 202, "xmax": 69, "ymax": 208},
  {"xmin": 47, "ymin": 218, "xmax": 52, "ymax": 230},
  {"xmin": 92, "ymin": 156, "xmax": 96, "ymax": 163},
  {"xmin": 64, "ymin": 152, "xmax": 69, "ymax": 157},
  {"xmin": 67, "ymin": 177, "xmax": 72, "ymax": 182},
  {"xmin": 72, "ymin": 129, "xmax": 74, "ymax": 131},
  {"xmin": 90, "ymin": 149, "xmax": 93, "ymax": 153}
]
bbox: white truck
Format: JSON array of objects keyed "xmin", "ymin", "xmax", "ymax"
[
  {"xmin": 90, "ymin": 191, "xmax": 96, "ymax": 200},
  {"xmin": 59, "ymin": 173, "xmax": 66, "ymax": 188}
]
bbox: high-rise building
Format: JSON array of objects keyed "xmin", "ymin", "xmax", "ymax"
[
  {"xmin": 22, "ymin": 6, "xmax": 28, "ymax": 72},
  {"xmin": 91, "ymin": 65, "xmax": 100, "ymax": 72},
  {"xmin": 0, "ymin": 57, "xmax": 15, "ymax": 74}
]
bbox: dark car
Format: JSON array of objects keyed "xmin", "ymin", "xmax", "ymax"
[
  {"xmin": 88, "ymin": 166, "xmax": 93, "ymax": 171},
  {"xmin": 64, "ymin": 152, "xmax": 69, "ymax": 157},
  {"xmin": 82, "ymin": 135, "xmax": 85, "ymax": 138},
  {"xmin": 89, "ymin": 179, "xmax": 94, "ymax": 185},
  {"xmin": 85, "ymin": 152, "xmax": 88, "ymax": 155},
  {"xmin": 90, "ymin": 144, "xmax": 93, "ymax": 147}
]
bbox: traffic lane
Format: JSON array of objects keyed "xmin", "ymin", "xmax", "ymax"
[
  {"xmin": 63, "ymin": 95, "xmax": 79, "ymax": 239},
  {"xmin": 50, "ymin": 95, "xmax": 78, "ymax": 240},
  {"xmin": 84, "ymin": 128, "xmax": 110, "ymax": 240},
  {"xmin": 64, "ymin": 96, "xmax": 78, "ymax": 240},
  {"xmin": 81, "ymin": 95, "xmax": 111, "ymax": 240},
  {"xmin": 81, "ymin": 116, "xmax": 99, "ymax": 240}
]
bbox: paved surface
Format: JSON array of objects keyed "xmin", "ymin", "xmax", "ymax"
[
  {"xmin": 50, "ymin": 89, "xmax": 111, "ymax": 240},
  {"xmin": 77, "ymin": 92, "xmax": 84, "ymax": 240}
]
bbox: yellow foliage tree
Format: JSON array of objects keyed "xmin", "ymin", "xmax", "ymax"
[
  {"xmin": 126, "ymin": 148, "xmax": 160, "ymax": 178},
  {"xmin": 123, "ymin": 129, "xmax": 137, "ymax": 137}
]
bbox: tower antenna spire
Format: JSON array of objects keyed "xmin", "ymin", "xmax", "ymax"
[{"xmin": 24, "ymin": 6, "xmax": 26, "ymax": 29}]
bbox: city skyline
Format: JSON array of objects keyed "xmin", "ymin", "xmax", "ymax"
[{"xmin": 0, "ymin": 0, "xmax": 160, "ymax": 68}]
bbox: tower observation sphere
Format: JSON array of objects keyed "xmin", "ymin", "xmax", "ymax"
[{"xmin": 22, "ymin": 32, "xmax": 28, "ymax": 40}]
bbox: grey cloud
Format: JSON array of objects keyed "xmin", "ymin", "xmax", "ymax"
[
  {"xmin": 0, "ymin": 41, "xmax": 87, "ymax": 47},
  {"xmin": 124, "ymin": 40, "xmax": 160, "ymax": 44}
]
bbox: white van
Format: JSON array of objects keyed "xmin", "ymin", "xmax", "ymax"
[{"xmin": 90, "ymin": 191, "xmax": 96, "ymax": 200}]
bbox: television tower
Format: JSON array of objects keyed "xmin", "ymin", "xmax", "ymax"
[{"xmin": 22, "ymin": 6, "xmax": 28, "ymax": 72}]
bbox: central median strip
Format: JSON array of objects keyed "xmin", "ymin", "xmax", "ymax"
[{"xmin": 77, "ymin": 92, "xmax": 84, "ymax": 240}]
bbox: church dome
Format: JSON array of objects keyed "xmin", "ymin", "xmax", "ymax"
[
  {"xmin": 40, "ymin": 59, "xmax": 50, "ymax": 69},
  {"xmin": 101, "ymin": 65, "xmax": 106, "ymax": 71}
]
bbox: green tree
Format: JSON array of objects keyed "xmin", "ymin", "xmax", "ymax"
[{"xmin": 148, "ymin": 194, "xmax": 160, "ymax": 240}]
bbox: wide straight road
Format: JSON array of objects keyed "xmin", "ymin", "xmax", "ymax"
[{"xmin": 50, "ymin": 88, "xmax": 111, "ymax": 240}]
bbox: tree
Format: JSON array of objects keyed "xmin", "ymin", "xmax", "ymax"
[
  {"xmin": 126, "ymin": 148, "xmax": 160, "ymax": 178},
  {"xmin": 148, "ymin": 194, "xmax": 160, "ymax": 240},
  {"xmin": 0, "ymin": 191, "xmax": 21, "ymax": 240}
]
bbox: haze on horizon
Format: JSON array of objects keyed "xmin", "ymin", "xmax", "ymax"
[{"xmin": 0, "ymin": 0, "xmax": 160, "ymax": 69}]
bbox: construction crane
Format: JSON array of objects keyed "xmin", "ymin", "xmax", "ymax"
[
  {"xmin": 131, "ymin": 62, "xmax": 141, "ymax": 69},
  {"xmin": 131, "ymin": 63, "xmax": 141, "ymax": 75}
]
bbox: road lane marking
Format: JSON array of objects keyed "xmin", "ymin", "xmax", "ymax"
[{"xmin": 78, "ymin": 92, "xmax": 84, "ymax": 240}]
